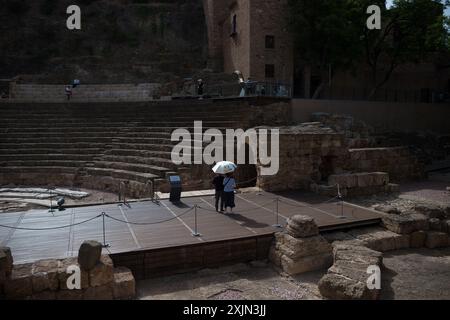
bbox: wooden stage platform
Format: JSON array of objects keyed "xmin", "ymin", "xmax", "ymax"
[{"xmin": 0, "ymin": 191, "xmax": 381, "ymax": 267}]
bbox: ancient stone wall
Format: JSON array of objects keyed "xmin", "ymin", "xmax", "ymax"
[
  {"xmin": 0, "ymin": 243, "xmax": 136, "ymax": 300},
  {"xmin": 347, "ymin": 147, "xmax": 426, "ymax": 181},
  {"xmin": 257, "ymin": 123, "xmax": 347, "ymax": 192}
]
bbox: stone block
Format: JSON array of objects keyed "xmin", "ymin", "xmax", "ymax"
[
  {"xmin": 78, "ymin": 240, "xmax": 103, "ymax": 271},
  {"xmin": 429, "ymin": 218, "xmax": 442, "ymax": 231},
  {"xmin": 410, "ymin": 231, "xmax": 426, "ymax": 248},
  {"xmin": 277, "ymin": 235, "xmax": 332, "ymax": 259},
  {"xmin": 356, "ymin": 173, "xmax": 374, "ymax": 188},
  {"xmin": 0, "ymin": 247, "xmax": 13, "ymax": 277},
  {"xmin": 89, "ymin": 255, "xmax": 114, "ymax": 287},
  {"xmin": 112, "ymin": 267, "xmax": 136, "ymax": 300},
  {"xmin": 425, "ymin": 231, "xmax": 449, "ymax": 249},
  {"xmin": 370, "ymin": 172, "xmax": 389, "ymax": 186},
  {"xmin": 4, "ymin": 263, "xmax": 33, "ymax": 300},
  {"xmin": 281, "ymin": 253, "xmax": 333, "ymax": 275},
  {"xmin": 286, "ymin": 215, "xmax": 319, "ymax": 238},
  {"xmin": 328, "ymin": 174, "xmax": 358, "ymax": 189},
  {"xmin": 387, "ymin": 183, "xmax": 400, "ymax": 193},
  {"xmin": 84, "ymin": 284, "xmax": 114, "ymax": 300},
  {"xmin": 414, "ymin": 204, "xmax": 446, "ymax": 219},
  {"xmin": 348, "ymin": 227, "xmax": 409, "ymax": 252},
  {"xmin": 381, "ymin": 213, "xmax": 428, "ymax": 234},
  {"xmin": 318, "ymin": 244, "xmax": 382, "ymax": 300},
  {"xmin": 318, "ymin": 272, "xmax": 380, "ymax": 300},
  {"xmin": 31, "ymin": 259, "xmax": 60, "ymax": 292}
]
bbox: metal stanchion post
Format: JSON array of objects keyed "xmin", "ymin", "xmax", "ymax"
[
  {"xmin": 48, "ymin": 188, "xmax": 55, "ymax": 214},
  {"xmin": 272, "ymin": 198, "xmax": 282, "ymax": 228},
  {"xmin": 102, "ymin": 212, "xmax": 110, "ymax": 248},
  {"xmin": 337, "ymin": 184, "xmax": 346, "ymax": 219},
  {"xmin": 192, "ymin": 205, "xmax": 201, "ymax": 237}
]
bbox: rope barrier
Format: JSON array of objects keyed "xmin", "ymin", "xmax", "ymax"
[
  {"xmin": 0, "ymin": 214, "xmax": 102, "ymax": 231},
  {"xmin": 104, "ymin": 206, "xmax": 195, "ymax": 226}
]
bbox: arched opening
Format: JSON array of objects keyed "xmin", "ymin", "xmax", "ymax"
[{"xmin": 235, "ymin": 142, "xmax": 257, "ymax": 188}]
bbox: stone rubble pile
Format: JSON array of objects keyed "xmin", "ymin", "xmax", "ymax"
[
  {"xmin": 269, "ymin": 215, "xmax": 333, "ymax": 275},
  {"xmin": 0, "ymin": 241, "xmax": 135, "ymax": 300},
  {"xmin": 375, "ymin": 202, "xmax": 450, "ymax": 249}
]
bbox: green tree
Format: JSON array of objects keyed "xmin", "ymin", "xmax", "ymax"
[
  {"xmin": 287, "ymin": 0, "xmax": 364, "ymax": 98},
  {"xmin": 287, "ymin": 0, "xmax": 449, "ymax": 99},
  {"xmin": 364, "ymin": 0, "xmax": 449, "ymax": 98}
]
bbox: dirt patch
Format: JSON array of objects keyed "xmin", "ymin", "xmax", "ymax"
[
  {"xmin": 137, "ymin": 262, "xmax": 324, "ymax": 300},
  {"xmin": 381, "ymin": 248, "xmax": 450, "ymax": 300},
  {"xmin": 136, "ymin": 248, "xmax": 450, "ymax": 300}
]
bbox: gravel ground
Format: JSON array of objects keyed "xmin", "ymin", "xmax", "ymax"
[{"xmin": 137, "ymin": 248, "xmax": 450, "ymax": 300}]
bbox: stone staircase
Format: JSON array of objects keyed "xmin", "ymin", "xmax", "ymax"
[{"xmin": 0, "ymin": 100, "xmax": 257, "ymax": 198}]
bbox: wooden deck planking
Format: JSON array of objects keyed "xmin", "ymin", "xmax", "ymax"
[{"xmin": 0, "ymin": 191, "xmax": 382, "ymax": 264}]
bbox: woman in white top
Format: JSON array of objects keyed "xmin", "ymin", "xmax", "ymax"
[{"xmin": 223, "ymin": 173, "xmax": 236, "ymax": 213}]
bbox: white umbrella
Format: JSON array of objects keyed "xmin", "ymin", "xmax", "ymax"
[{"xmin": 212, "ymin": 161, "xmax": 237, "ymax": 174}]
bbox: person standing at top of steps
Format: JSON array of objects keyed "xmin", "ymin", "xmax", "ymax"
[
  {"xmin": 65, "ymin": 85, "xmax": 72, "ymax": 101},
  {"xmin": 223, "ymin": 173, "xmax": 236, "ymax": 214},
  {"xmin": 72, "ymin": 79, "xmax": 80, "ymax": 88},
  {"xmin": 212, "ymin": 174, "xmax": 225, "ymax": 213},
  {"xmin": 197, "ymin": 79, "xmax": 204, "ymax": 99}
]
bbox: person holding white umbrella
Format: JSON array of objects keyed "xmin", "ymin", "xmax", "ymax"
[{"xmin": 212, "ymin": 161, "xmax": 238, "ymax": 214}]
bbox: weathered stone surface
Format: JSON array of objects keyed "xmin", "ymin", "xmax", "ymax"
[
  {"xmin": 4, "ymin": 263, "xmax": 33, "ymax": 300},
  {"xmin": 373, "ymin": 204, "xmax": 400, "ymax": 215},
  {"xmin": 381, "ymin": 212, "xmax": 428, "ymax": 234},
  {"xmin": 318, "ymin": 244, "xmax": 382, "ymax": 300},
  {"xmin": 112, "ymin": 267, "xmax": 136, "ymax": 300},
  {"xmin": 281, "ymin": 253, "xmax": 333, "ymax": 275},
  {"xmin": 58, "ymin": 257, "xmax": 89, "ymax": 290},
  {"xmin": 348, "ymin": 227, "xmax": 410, "ymax": 252},
  {"xmin": 410, "ymin": 231, "xmax": 426, "ymax": 248},
  {"xmin": 0, "ymin": 247, "xmax": 13, "ymax": 277},
  {"xmin": 275, "ymin": 234, "xmax": 332, "ymax": 259},
  {"xmin": 270, "ymin": 231, "xmax": 332, "ymax": 275},
  {"xmin": 89, "ymin": 255, "xmax": 114, "ymax": 287},
  {"xmin": 84, "ymin": 284, "xmax": 114, "ymax": 300},
  {"xmin": 444, "ymin": 220, "xmax": 450, "ymax": 234},
  {"xmin": 429, "ymin": 218, "xmax": 443, "ymax": 231},
  {"xmin": 414, "ymin": 204, "xmax": 446, "ymax": 219},
  {"xmin": 425, "ymin": 231, "xmax": 449, "ymax": 249},
  {"xmin": 78, "ymin": 240, "xmax": 103, "ymax": 271},
  {"xmin": 286, "ymin": 215, "xmax": 319, "ymax": 238},
  {"xmin": 32, "ymin": 259, "xmax": 60, "ymax": 292}
]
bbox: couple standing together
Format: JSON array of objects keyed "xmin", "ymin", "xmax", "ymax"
[{"xmin": 212, "ymin": 173, "xmax": 236, "ymax": 214}]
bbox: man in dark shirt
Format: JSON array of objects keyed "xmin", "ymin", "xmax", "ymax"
[{"xmin": 212, "ymin": 174, "xmax": 225, "ymax": 212}]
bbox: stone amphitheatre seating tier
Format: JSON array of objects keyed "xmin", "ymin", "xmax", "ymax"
[
  {"xmin": 10, "ymin": 84, "xmax": 161, "ymax": 102},
  {"xmin": 0, "ymin": 100, "xmax": 262, "ymax": 197}
]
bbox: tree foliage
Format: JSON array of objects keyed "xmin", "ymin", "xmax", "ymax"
[{"xmin": 287, "ymin": 0, "xmax": 450, "ymax": 99}]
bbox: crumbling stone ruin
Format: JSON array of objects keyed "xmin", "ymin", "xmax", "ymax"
[
  {"xmin": 0, "ymin": 241, "xmax": 135, "ymax": 300},
  {"xmin": 269, "ymin": 215, "xmax": 333, "ymax": 275},
  {"xmin": 257, "ymin": 119, "xmax": 424, "ymax": 198},
  {"xmin": 267, "ymin": 200, "xmax": 450, "ymax": 300}
]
